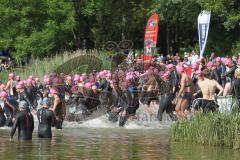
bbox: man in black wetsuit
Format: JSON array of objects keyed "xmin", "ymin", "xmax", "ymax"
[
  {"xmin": 37, "ymin": 97, "xmax": 56, "ymax": 138},
  {"xmin": 16, "ymin": 84, "xmax": 36, "ymax": 112},
  {"xmin": 10, "ymin": 101, "xmax": 34, "ymax": 141}
]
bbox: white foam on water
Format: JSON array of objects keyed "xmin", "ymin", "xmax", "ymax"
[
  {"xmin": 62, "ymin": 102, "xmax": 172, "ymax": 129},
  {"xmin": 0, "ymin": 101, "xmax": 172, "ymax": 130}
]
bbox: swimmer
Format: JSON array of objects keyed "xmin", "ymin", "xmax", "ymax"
[
  {"xmin": 10, "ymin": 101, "xmax": 34, "ymax": 141},
  {"xmin": 194, "ymin": 69, "xmax": 223, "ymax": 113},
  {"xmin": 37, "ymin": 97, "xmax": 56, "ymax": 138}
]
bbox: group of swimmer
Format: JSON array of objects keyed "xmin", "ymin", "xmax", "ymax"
[{"xmin": 0, "ymin": 52, "xmax": 240, "ymax": 141}]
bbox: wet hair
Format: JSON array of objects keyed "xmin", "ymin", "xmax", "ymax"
[{"xmin": 202, "ymin": 69, "xmax": 210, "ymax": 78}]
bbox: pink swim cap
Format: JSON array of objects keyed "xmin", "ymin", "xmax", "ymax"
[
  {"xmin": 206, "ymin": 61, "xmax": 214, "ymax": 68},
  {"xmin": 195, "ymin": 70, "xmax": 202, "ymax": 76},
  {"xmin": 16, "ymin": 84, "xmax": 24, "ymax": 89},
  {"xmin": 18, "ymin": 81, "xmax": 24, "ymax": 86},
  {"xmin": 0, "ymin": 91, "xmax": 8, "ymax": 98},
  {"xmin": 106, "ymin": 72, "xmax": 111, "ymax": 78},
  {"xmin": 176, "ymin": 65, "xmax": 184, "ymax": 74},
  {"xmin": 32, "ymin": 80, "xmax": 36, "ymax": 85},
  {"xmin": 50, "ymin": 88, "xmax": 59, "ymax": 94},
  {"xmin": 221, "ymin": 57, "xmax": 226, "ymax": 63},
  {"xmin": 66, "ymin": 76, "xmax": 72, "ymax": 81},
  {"xmin": 26, "ymin": 79, "xmax": 32, "ymax": 85},
  {"xmin": 126, "ymin": 74, "xmax": 134, "ymax": 81},
  {"xmin": 73, "ymin": 75, "xmax": 80, "ymax": 82},
  {"xmin": 161, "ymin": 71, "xmax": 170, "ymax": 79},
  {"xmin": 216, "ymin": 57, "xmax": 221, "ymax": 62},
  {"xmin": 84, "ymin": 82, "xmax": 92, "ymax": 89}
]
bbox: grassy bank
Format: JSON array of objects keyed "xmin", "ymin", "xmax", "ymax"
[
  {"xmin": 171, "ymin": 112, "xmax": 240, "ymax": 149},
  {"xmin": 0, "ymin": 50, "xmax": 112, "ymax": 82}
]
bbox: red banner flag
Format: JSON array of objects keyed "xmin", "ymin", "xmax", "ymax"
[{"xmin": 143, "ymin": 13, "xmax": 159, "ymax": 63}]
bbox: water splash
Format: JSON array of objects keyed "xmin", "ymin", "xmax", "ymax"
[{"xmin": 62, "ymin": 102, "xmax": 172, "ymax": 129}]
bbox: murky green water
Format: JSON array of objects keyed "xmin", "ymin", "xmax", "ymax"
[{"xmin": 0, "ymin": 128, "xmax": 239, "ymax": 160}]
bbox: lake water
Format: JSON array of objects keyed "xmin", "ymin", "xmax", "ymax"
[{"xmin": 0, "ymin": 126, "xmax": 239, "ymax": 160}]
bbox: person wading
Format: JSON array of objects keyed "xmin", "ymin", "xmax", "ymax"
[
  {"xmin": 49, "ymin": 88, "xmax": 65, "ymax": 129},
  {"xmin": 10, "ymin": 101, "xmax": 34, "ymax": 141},
  {"xmin": 37, "ymin": 97, "xmax": 56, "ymax": 138},
  {"xmin": 0, "ymin": 91, "xmax": 18, "ymax": 127},
  {"xmin": 175, "ymin": 65, "xmax": 194, "ymax": 118}
]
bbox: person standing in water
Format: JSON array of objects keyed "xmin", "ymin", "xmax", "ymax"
[
  {"xmin": 0, "ymin": 91, "xmax": 18, "ymax": 127},
  {"xmin": 10, "ymin": 101, "xmax": 34, "ymax": 141},
  {"xmin": 49, "ymin": 88, "xmax": 64, "ymax": 129},
  {"xmin": 37, "ymin": 97, "xmax": 56, "ymax": 138}
]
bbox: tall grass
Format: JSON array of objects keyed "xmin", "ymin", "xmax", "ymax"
[
  {"xmin": 0, "ymin": 50, "xmax": 112, "ymax": 82},
  {"xmin": 172, "ymin": 112, "xmax": 240, "ymax": 149}
]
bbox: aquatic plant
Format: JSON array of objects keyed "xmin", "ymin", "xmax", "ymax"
[{"xmin": 171, "ymin": 112, "xmax": 240, "ymax": 149}]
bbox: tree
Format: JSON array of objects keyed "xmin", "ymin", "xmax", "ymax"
[
  {"xmin": 0, "ymin": 0, "xmax": 75, "ymax": 59},
  {"xmin": 197, "ymin": 0, "xmax": 240, "ymax": 30}
]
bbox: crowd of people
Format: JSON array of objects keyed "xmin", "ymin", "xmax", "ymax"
[
  {"xmin": 0, "ymin": 58, "xmax": 16, "ymax": 72},
  {"xmin": 0, "ymin": 51, "xmax": 240, "ymax": 141}
]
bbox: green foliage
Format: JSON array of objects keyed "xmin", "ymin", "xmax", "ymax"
[
  {"xmin": 232, "ymin": 41, "xmax": 240, "ymax": 55},
  {"xmin": 0, "ymin": 0, "xmax": 75, "ymax": 60},
  {"xmin": 172, "ymin": 112, "xmax": 240, "ymax": 149},
  {"xmin": 0, "ymin": 0, "xmax": 239, "ymax": 59},
  {"xmin": 197, "ymin": 0, "xmax": 240, "ymax": 30}
]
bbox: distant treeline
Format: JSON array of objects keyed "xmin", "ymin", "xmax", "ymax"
[{"xmin": 0, "ymin": 0, "xmax": 239, "ymax": 60}]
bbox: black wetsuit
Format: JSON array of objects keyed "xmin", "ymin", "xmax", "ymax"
[
  {"xmin": 217, "ymin": 64, "xmax": 226, "ymax": 86},
  {"xmin": 209, "ymin": 69, "xmax": 222, "ymax": 85},
  {"xmin": 0, "ymin": 106, "xmax": 6, "ymax": 127},
  {"xmin": 230, "ymin": 79, "xmax": 240, "ymax": 106},
  {"xmin": 126, "ymin": 92, "xmax": 139, "ymax": 116},
  {"xmin": 223, "ymin": 65, "xmax": 237, "ymax": 83},
  {"xmin": 10, "ymin": 110, "xmax": 34, "ymax": 141},
  {"xmin": 37, "ymin": 107, "xmax": 56, "ymax": 138},
  {"xmin": 169, "ymin": 70, "xmax": 179, "ymax": 94},
  {"xmin": 85, "ymin": 91, "xmax": 100, "ymax": 111},
  {"xmin": 18, "ymin": 90, "xmax": 36, "ymax": 110},
  {"xmin": 4, "ymin": 98, "xmax": 19, "ymax": 127},
  {"xmin": 192, "ymin": 99, "xmax": 218, "ymax": 114},
  {"xmin": 118, "ymin": 91, "xmax": 132, "ymax": 127},
  {"xmin": 157, "ymin": 93, "xmax": 176, "ymax": 121}
]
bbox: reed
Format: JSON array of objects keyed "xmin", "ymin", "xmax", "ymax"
[
  {"xmin": 0, "ymin": 50, "xmax": 112, "ymax": 82},
  {"xmin": 171, "ymin": 112, "xmax": 240, "ymax": 149}
]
